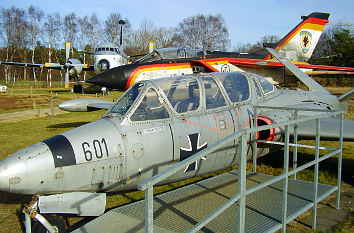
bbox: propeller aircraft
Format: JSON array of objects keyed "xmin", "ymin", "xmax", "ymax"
[
  {"xmin": 0, "ymin": 48, "xmax": 354, "ymax": 232},
  {"xmin": 87, "ymin": 12, "xmax": 354, "ymax": 91},
  {"xmin": 0, "ymin": 41, "xmax": 128, "ymax": 88}
]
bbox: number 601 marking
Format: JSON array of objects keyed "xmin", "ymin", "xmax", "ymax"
[{"xmin": 82, "ymin": 138, "xmax": 109, "ymax": 161}]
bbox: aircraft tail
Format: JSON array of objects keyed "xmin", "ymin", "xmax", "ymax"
[{"xmin": 265, "ymin": 12, "xmax": 330, "ymax": 62}]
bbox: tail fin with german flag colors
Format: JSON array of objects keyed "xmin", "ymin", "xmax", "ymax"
[{"xmin": 265, "ymin": 12, "xmax": 329, "ymax": 62}]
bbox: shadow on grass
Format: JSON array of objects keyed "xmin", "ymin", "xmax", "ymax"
[
  {"xmin": 257, "ymin": 149, "xmax": 354, "ymax": 186},
  {"xmin": 47, "ymin": 122, "xmax": 90, "ymax": 129}
]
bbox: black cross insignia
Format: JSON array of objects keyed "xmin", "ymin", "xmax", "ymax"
[{"xmin": 180, "ymin": 133, "xmax": 207, "ymax": 172}]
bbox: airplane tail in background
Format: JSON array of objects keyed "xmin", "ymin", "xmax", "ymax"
[{"xmin": 265, "ymin": 12, "xmax": 330, "ymax": 62}]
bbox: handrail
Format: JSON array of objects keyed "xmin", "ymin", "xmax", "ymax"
[
  {"xmin": 137, "ymin": 108, "xmax": 344, "ymax": 233},
  {"xmin": 137, "ymin": 110, "xmax": 343, "ymax": 191}
]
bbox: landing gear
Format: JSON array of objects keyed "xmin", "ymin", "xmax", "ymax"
[
  {"xmin": 31, "ymin": 215, "xmax": 65, "ymax": 233},
  {"xmin": 23, "ymin": 196, "xmax": 66, "ymax": 233}
]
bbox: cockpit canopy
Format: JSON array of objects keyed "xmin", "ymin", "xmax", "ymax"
[
  {"xmin": 94, "ymin": 42, "xmax": 126, "ymax": 56},
  {"xmin": 133, "ymin": 48, "xmax": 207, "ymax": 64},
  {"xmin": 107, "ymin": 72, "xmax": 275, "ymax": 122}
]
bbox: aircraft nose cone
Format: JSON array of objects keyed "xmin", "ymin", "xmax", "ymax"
[
  {"xmin": 97, "ymin": 59, "xmax": 110, "ymax": 73},
  {"xmin": 86, "ymin": 67, "xmax": 127, "ymax": 90}
]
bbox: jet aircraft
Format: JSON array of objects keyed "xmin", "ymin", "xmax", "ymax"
[
  {"xmin": 87, "ymin": 12, "xmax": 354, "ymax": 90},
  {"xmin": 0, "ymin": 48, "xmax": 354, "ymax": 232}
]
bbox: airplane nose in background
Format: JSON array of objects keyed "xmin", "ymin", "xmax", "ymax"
[{"xmin": 86, "ymin": 67, "xmax": 127, "ymax": 90}]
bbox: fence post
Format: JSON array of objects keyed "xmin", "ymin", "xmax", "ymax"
[
  {"xmin": 336, "ymin": 113, "xmax": 344, "ymax": 209},
  {"xmin": 281, "ymin": 125, "xmax": 290, "ymax": 233},
  {"xmin": 312, "ymin": 118, "xmax": 320, "ymax": 229},
  {"xmin": 292, "ymin": 110, "xmax": 298, "ymax": 179},
  {"xmin": 252, "ymin": 107, "xmax": 258, "ymax": 172},
  {"xmin": 145, "ymin": 187, "xmax": 154, "ymax": 233},
  {"xmin": 238, "ymin": 133, "xmax": 247, "ymax": 233}
]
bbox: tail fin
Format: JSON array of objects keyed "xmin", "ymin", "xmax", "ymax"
[{"xmin": 265, "ymin": 12, "xmax": 329, "ymax": 62}]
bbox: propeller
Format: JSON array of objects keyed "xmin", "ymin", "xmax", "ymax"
[{"xmin": 64, "ymin": 42, "xmax": 70, "ymax": 88}]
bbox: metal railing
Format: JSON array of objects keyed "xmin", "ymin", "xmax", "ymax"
[{"xmin": 137, "ymin": 107, "xmax": 344, "ymax": 233}]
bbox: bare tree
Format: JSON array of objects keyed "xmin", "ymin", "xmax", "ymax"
[
  {"xmin": 0, "ymin": 7, "xmax": 29, "ymax": 81},
  {"xmin": 177, "ymin": 14, "xmax": 230, "ymax": 51},
  {"xmin": 78, "ymin": 15, "xmax": 90, "ymax": 51},
  {"xmin": 233, "ymin": 35, "xmax": 280, "ymax": 53},
  {"xmin": 28, "ymin": 5, "xmax": 44, "ymax": 83},
  {"xmin": 43, "ymin": 13, "xmax": 62, "ymax": 50},
  {"xmin": 154, "ymin": 27, "xmax": 180, "ymax": 48},
  {"xmin": 88, "ymin": 13, "xmax": 102, "ymax": 48},
  {"xmin": 104, "ymin": 12, "xmax": 123, "ymax": 45},
  {"xmin": 125, "ymin": 19, "xmax": 157, "ymax": 55},
  {"xmin": 63, "ymin": 12, "xmax": 78, "ymax": 55}
]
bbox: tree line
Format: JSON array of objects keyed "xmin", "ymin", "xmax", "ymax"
[
  {"xmin": 0, "ymin": 5, "xmax": 231, "ymax": 84},
  {"xmin": 0, "ymin": 5, "xmax": 352, "ymax": 84}
]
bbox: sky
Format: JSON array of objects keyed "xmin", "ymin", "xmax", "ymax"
[{"xmin": 0, "ymin": 0, "xmax": 353, "ymax": 49}]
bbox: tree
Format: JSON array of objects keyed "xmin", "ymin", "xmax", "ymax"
[
  {"xmin": 88, "ymin": 13, "xmax": 102, "ymax": 48},
  {"xmin": 43, "ymin": 12, "xmax": 62, "ymax": 52},
  {"xmin": 0, "ymin": 7, "xmax": 29, "ymax": 81},
  {"xmin": 28, "ymin": 5, "xmax": 44, "ymax": 83},
  {"xmin": 104, "ymin": 12, "xmax": 124, "ymax": 45},
  {"xmin": 125, "ymin": 19, "xmax": 157, "ymax": 55},
  {"xmin": 311, "ymin": 26, "xmax": 354, "ymax": 67},
  {"xmin": 63, "ymin": 12, "xmax": 78, "ymax": 55},
  {"xmin": 233, "ymin": 35, "xmax": 280, "ymax": 53},
  {"xmin": 177, "ymin": 14, "xmax": 230, "ymax": 51}
]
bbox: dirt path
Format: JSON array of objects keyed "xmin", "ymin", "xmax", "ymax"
[{"xmin": 0, "ymin": 107, "xmax": 67, "ymax": 123}]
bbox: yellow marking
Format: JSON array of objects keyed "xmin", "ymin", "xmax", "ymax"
[
  {"xmin": 277, "ymin": 23, "xmax": 325, "ymax": 51},
  {"xmin": 149, "ymin": 42, "xmax": 153, "ymax": 48},
  {"xmin": 44, "ymin": 62, "xmax": 50, "ymax": 67},
  {"xmin": 65, "ymin": 84, "xmax": 69, "ymax": 88},
  {"xmin": 128, "ymin": 64, "xmax": 191, "ymax": 88},
  {"xmin": 66, "ymin": 42, "xmax": 70, "ymax": 47},
  {"xmin": 206, "ymin": 61, "xmax": 230, "ymax": 65},
  {"xmin": 301, "ymin": 23, "xmax": 325, "ymax": 31}
]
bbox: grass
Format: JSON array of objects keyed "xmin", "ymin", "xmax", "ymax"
[{"xmin": 0, "ymin": 86, "xmax": 353, "ymax": 232}]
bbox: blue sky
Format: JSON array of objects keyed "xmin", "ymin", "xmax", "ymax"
[{"xmin": 1, "ymin": 0, "xmax": 353, "ymax": 49}]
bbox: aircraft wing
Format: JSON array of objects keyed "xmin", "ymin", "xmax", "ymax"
[
  {"xmin": 228, "ymin": 58, "xmax": 354, "ymax": 75},
  {"xmin": 190, "ymin": 60, "xmax": 219, "ymax": 72},
  {"xmin": 285, "ymin": 118, "xmax": 354, "ymax": 142},
  {"xmin": 0, "ymin": 61, "xmax": 94, "ymax": 71},
  {"xmin": 83, "ymin": 65, "xmax": 95, "ymax": 71},
  {"xmin": 0, "ymin": 61, "xmax": 66, "ymax": 70}
]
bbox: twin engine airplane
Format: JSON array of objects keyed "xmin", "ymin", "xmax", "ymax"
[
  {"xmin": 87, "ymin": 12, "xmax": 354, "ymax": 91},
  {"xmin": 0, "ymin": 41, "xmax": 128, "ymax": 88},
  {"xmin": 0, "ymin": 48, "xmax": 354, "ymax": 232}
]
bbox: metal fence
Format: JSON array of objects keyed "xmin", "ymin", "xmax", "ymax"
[{"xmin": 137, "ymin": 107, "xmax": 344, "ymax": 233}]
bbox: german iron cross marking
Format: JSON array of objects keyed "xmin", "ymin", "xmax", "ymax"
[{"xmin": 180, "ymin": 133, "xmax": 207, "ymax": 172}]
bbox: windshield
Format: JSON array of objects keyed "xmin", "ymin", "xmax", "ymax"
[
  {"xmin": 108, "ymin": 83, "xmax": 144, "ymax": 117},
  {"xmin": 133, "ymin": 51, "xmax": 162, "ymax": 63},
  {"xmin": 214, "ymin": 72, "xmax": 250, "ymax": 103},
  {"xmin": 154, "ymin": 76, "xmax": 200, "ymax": 114},
  {"xmin": 253, "ymin": 74, "xmax": 274, "ymax": 94}
]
